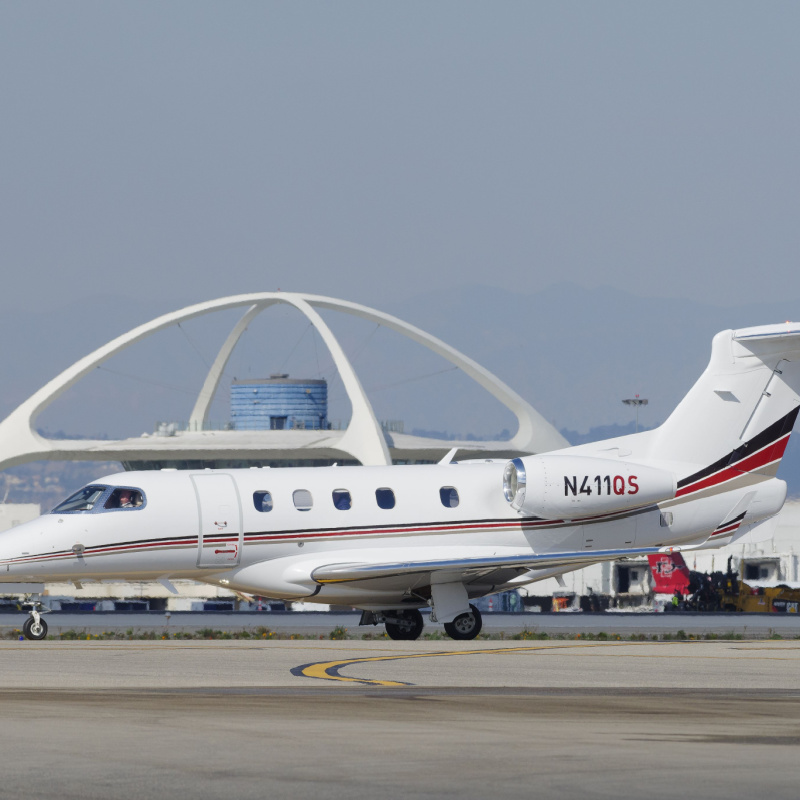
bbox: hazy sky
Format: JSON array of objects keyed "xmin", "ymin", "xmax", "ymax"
[{"xmin": 2, "ymin": 2, "xmax": 798, "ymax": 316}]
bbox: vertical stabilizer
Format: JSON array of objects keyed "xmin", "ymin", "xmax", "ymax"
[{"xmin": 648, "ymin": 324, "xmax": 800, "ymax": 489}]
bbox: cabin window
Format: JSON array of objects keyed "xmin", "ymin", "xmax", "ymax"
[
  {"xmin": 293, "ymin": 489, "xmax": 313, "ymax": 511},
  {"xmin": 332, "ymin": 489, "xmax": 352, "ymax": 510},
  {"xmin": 440, "ymin": 486, "xmax": 459, "ymax": 508},
  {"xmin": 253, "ymin": 491, "xmax": 273, "ymax": 512},
  {"xmin": 103, "ymin": 488, "xmax": 144, "ymax": 510},
  {"xmin": 51, "ymin": 485, "xmax": 108, "ymax": 514},
  {"xmin": 375, "ymin": 488, "xmax": 395, "ymax": 509}
]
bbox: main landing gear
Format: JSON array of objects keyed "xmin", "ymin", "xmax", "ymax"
[
  {"xmin": 361, "ymin": 604, "xmax": 484, "ymax": 641},
  {"xmin": 21, "ymin": 600, "xmax": 49, "ymax": 641},
  {"xmin": 443, "ymin": 604, "xmax": 482, "ymax": 641},
  {"xmin": 384, "ymin": 609, "xmax": 424, "ymax": 641}
]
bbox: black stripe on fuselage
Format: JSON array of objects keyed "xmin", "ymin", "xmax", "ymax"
[{"xmin": 676, "ymin": 406, "xmax": 800, "ymax": 490}]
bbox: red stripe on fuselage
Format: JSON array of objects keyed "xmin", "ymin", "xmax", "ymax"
[{"xmin": 676, "ymin": 433, "xmax": 790, "ymax": 498}]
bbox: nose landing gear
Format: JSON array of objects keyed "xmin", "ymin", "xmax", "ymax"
[{"xmin": 21, "ymin": 600, "xmax": 49, "ymax": 641}]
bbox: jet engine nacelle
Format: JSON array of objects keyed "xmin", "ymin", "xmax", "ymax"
[{"xmin": 502, "ymin": 455, "xmax": 676, "ymax": 520}]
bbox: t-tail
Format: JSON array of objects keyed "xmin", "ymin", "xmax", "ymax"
[{"xmin": 644, "ymin": 323, "xmax": 800, "ymax": 498}]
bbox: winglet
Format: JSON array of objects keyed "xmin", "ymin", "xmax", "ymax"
[{"xmin": 438, "ymin": 447, "xmax": 459, "ymax": 465}]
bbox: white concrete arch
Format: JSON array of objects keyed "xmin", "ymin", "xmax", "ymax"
[
  {"xmin": 0, "ymin": 292, "xmax": 566, "ymax": 471},
  {"xmin": 184, "ymin": 293, "xmax": 566, "ymax": 456},
  {"xmin": 184, "ymin": 295, "xmax": 391, "ymax": 466},
  {"xmin": 188, "ymin": 303, "xmax": 273, "ymax": 429},
  {"xmin": 302, "ymin": 294, "xmax": 567, "ymax": 455}
]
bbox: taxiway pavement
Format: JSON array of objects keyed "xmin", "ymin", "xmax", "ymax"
[{"xmin": 1, "ymin": 639, "xmax": 799, "ymax": 799}]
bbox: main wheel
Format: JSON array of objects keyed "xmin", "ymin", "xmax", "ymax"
[
  {"xmin": 384, "ymin": 609, "xmax": 424, "ymax": 641},
  {"xmin": 22, "ymin": 616, "xmax": 48, "ymax": 641},
  {"xmin": 444, "ymin": 604, "xmax": 482, "ymax": 641}
]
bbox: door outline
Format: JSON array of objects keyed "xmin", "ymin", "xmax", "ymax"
[{"xmin": 191, "ymin": 473, "xmax": 244, "ymax": 568}]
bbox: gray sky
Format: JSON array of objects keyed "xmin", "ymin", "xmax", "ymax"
[{"xmin": 1, "ymin": 2, "xmax": 798, "ymax": 314}]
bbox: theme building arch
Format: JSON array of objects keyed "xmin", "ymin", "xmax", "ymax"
[{"xmin": 0, "ymin": 292, "xmax": 567, "ymax": 470}]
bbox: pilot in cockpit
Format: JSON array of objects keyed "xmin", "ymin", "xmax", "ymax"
[{"xmin": 104, "ymin": 488, "xmax": 143, "ymax": 509}]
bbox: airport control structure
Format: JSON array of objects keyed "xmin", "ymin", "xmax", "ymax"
[{"xmin": 0, "ymin": 291, "xmax": 568, "ymax": 473}]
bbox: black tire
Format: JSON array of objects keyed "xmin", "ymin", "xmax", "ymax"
[
  {"xmin": 444, "ymin": 604, "xmax": 482, "ymax": 641},
  {"xmin": 384, "ymin": 609, "xmax": 424, "ymax": 641},
  {"xmin": 22, "ymin": 616, "xmax": 48, "ymax": 641}
]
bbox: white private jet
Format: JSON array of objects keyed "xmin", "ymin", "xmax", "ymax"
[{"xmin": 3, "ymin": 324, "xmax": 800, "ymax": 641}]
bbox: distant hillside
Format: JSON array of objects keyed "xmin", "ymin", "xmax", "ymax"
[{"xmin": 2, "ymin": 461, "xmax": 122, "ymax": 511}]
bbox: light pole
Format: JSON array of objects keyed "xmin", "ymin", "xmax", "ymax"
[{"xmin": 622, "ymin": 395, "xmax": 648, "ymax": 433}]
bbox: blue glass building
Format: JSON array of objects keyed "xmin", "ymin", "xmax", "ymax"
[{"xmin": 230, "ymin": 375, "xmax": 328, "ymax": 431}]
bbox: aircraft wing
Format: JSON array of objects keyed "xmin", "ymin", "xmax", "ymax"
[{"xmin": 311, "ymin": 546, "xmax": 664, "ymax": 585}]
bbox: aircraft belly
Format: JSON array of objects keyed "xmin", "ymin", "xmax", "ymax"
[
  {"xmin": 634, "ymin": 508, "xmax": 670, "ymax": 548},
  {"xmin": 581, "ymin": 516, "xmax": 636, "ymax": 550},
  {"xmin": 523, "ymin": 525, "xmax": 583, "ymax": 553}
]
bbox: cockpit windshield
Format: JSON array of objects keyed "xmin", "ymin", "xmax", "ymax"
[
  {"xmin": 50, "ymin": 485, "xmax": 146, "ymax": 514},
  {"xmin": 51, "ymin": 485, "xmax": 108, "ymax": 514}
]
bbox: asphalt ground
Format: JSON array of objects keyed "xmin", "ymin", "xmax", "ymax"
[
  {"xmin": 1, "ymin": 609, "xmax": 800, "ymax": 637},
  {"xmin": 1, "ymin": 639, "xmax": 799, "ymax": 799}
]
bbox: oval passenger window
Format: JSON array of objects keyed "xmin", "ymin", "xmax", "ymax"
[
  {"xmin": 293, "ymin": 489, "xmax": 313, "ymax": 511},
  {"xmin": 253, "ymin": 491, "xmax": 273, "ymax": 512},
  {"xmin": 439, "ymin": 486, "xmax": 459, "ymax": 508},
  {"xmin": 332, "ymin": 489, "xmax": 352, "ymax": 510},
  {"xmin": 375, "ymin": 488, "xmax": 395, "ymax": 509}
]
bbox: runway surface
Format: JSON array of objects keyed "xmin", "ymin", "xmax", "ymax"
[{"xmin": 2, "ymin": 639, "xmax": 799, "ymax": 799}]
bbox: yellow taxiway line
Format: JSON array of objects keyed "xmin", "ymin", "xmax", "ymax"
[{"xmin": 292, "ymin": 641, "xmax": 641, "ymax": 686}]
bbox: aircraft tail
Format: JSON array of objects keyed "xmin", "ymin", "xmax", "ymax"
[
  {"xmin": 647, "ymin": 324, "xmax": 800, "ymax": 494},
  {"xmin": 647, "ymin": 552, "xmax": 691, "ymax": 595}
]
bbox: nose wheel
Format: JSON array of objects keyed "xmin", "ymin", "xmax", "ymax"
[
  {"xmin": 443, "ymin": 604, "xmax": 482, "ymax": 640},
  {"xmin": 21, "ymin": 601, "xmax": 50, "ymax": 641}
]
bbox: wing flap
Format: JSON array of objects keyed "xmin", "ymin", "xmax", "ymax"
[{"xmin": 311, "ymin": 546, "xmax": 664, "ymax": 585}]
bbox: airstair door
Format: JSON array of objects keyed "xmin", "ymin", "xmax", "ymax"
[{"xmin": 192, "ymin": 474, "xmax": 243, "ymax": 568}]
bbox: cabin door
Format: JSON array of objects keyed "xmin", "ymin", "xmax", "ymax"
[{"xmin": 192, "ymin": 473, "xmax": 243, "ymax": 568}]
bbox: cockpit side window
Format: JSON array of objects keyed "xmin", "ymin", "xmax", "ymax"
[
  {"xmin": 51, "ymin": 485, "xmax": 108, "ymax": 514},
  {"xmin": 104, "ymin": 488, "xmax": 145, "ymax": 510}
]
